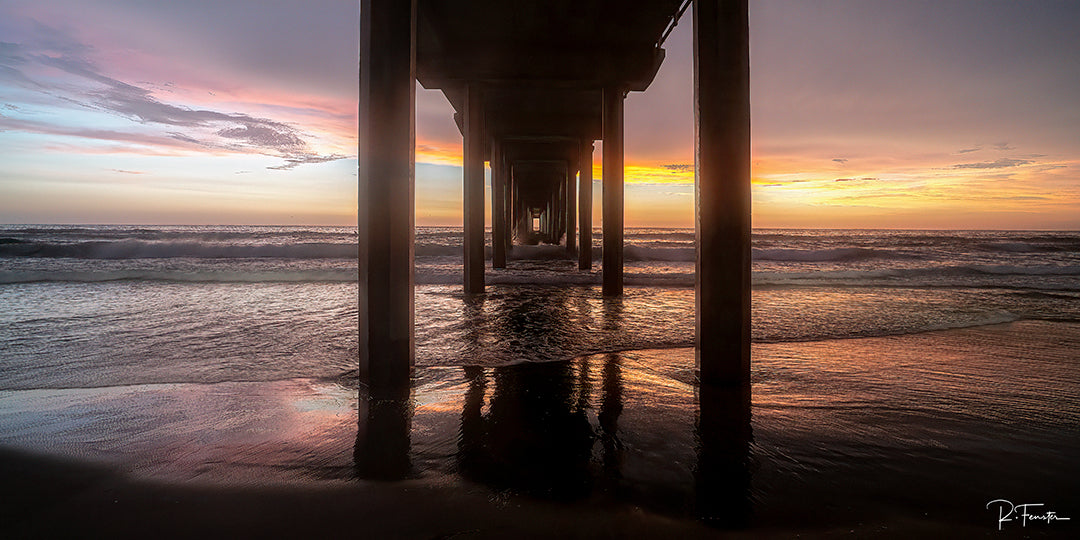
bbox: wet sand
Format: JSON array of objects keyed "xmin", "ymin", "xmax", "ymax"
[{"xmin": 2, "ymin": 321, "xmax": 1078, "ymax": 538}]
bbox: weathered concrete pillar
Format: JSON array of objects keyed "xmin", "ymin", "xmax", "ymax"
[
  {"xmin": 463, "ymin": 83, "xmax": 485, "ymax": 294},
  {"xmin": 694, "ymin": 0, "xmax": 751, "ymax": 386},
  {"xmin": 578, "ymin": 141, "xmax": 593, "ymax": 270},
  {"xmin": 566, "ymin": 161, "xmax": 577, "ymax": 253},
  {"xmin": 602, "ymin": 87, "xmax": 624, "ymax": 297},
  {"xmin": 555, "ymin": 174, "xmax": 562, "ymax": 242},
  {"xmin": 492, "ymin": 139, "xmax": 507, "ymax": 269},
  {"xmin": 504, "ymin": 161, "xmax": 514, "ymax": 253},
  {"xmin": 556, "ymin": 170, "xmax": 566, "ymax": 243},
  {"xmin": 544, "ymin": 200, "xmax": 552, "ymax": 241},
  {"xmin": 510, "ymin": 169, "xmax": 520, "ymax": 243},
  {"xmin": 358, "ymin": 0, "xmax": 414, "ymax": 397}
]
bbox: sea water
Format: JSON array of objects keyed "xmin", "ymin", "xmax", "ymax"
[
  {"xmin": 1, "ymin": 226, "xmax": 1077, "ymax": 389},
  {"xmin": 1, "ymin": 226, "xmax": 1079, "ymax": 531}
]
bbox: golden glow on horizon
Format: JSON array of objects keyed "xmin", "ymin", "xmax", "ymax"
[
  {"xmin": 3, "ymin": 1, "xmax": 1078, "ymax": 228},
  {"xmin": 416, "ymin": 143, "xmax": 465, "ymax": 167},
  {"xmin": 410, "ymin": 138, "xmax": 1080, "ymax": 229}
]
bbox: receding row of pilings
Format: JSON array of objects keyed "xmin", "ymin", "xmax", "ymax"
[
  {"xmin": 359, "ymin": 0, "xmax": 750, "ymax": 394},
  {"xmin": 490, "ymin": 139, "xmax": 593, "ymax": 268}
]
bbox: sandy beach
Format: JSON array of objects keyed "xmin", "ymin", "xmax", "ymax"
[{"xmin": 3, "ymin": 320, "xmax": 1077, "ymax": 538}]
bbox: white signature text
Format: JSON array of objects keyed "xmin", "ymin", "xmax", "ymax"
[{"xmin": 986, "ymin": 499, "xmax": 1071, "ymax": 531}]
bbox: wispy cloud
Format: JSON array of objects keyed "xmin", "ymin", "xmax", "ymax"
[
  {"xmin": 266, "ymin": 153, "xmax": 349, "ymax": 170},
  {"xmin": 662, "ymin": 163, "xmax": 693, "ymax": 172},
  {"xmin": 0, "ymin": 115, "xmax": 205, "ymax": 151},
  {"xmin": 217, "ymin": 125, "xmax": 304, "ymax": 150},
  {"xmin": 1, "ymin": 23, "xmax": 347, "ymax": 170},
  {"xmin": 953, "ymin": 158, "xmax": 1033, "ymax": 169}
]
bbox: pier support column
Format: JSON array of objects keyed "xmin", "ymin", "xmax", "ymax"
[
  {"xmin": 358, "ymin": 0, "xmax": 414, "ymax": 397},
  {"xmin": 566, "ymin": 160, "xmax": 577, "ymax": 253},
  {"xmin": 579, "ymin": 141, "xmax": 593, "ymax": 270},
  {"xmin": 505, "ymin": 161, "xmax": 514, "ymax": 253},
  {"xmin": 694, "ymin": 0, "xmax": 751, "ymax": 386},
  {"xmin": 492, "ymin": 139, "xmax": 507, "ymax": 269},
  {"xmin": 602, "ymin": 87, "xmax": 624, "ymax": 297},
  {"xmin": 463, "ymin": 83, "xmax": 485, "ymax": 294},
  {"xmin": 544, "ymin": 200, "xmax": 552, "ymax": 241}
]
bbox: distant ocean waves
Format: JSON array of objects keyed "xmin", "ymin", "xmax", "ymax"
[
  {"xmin": 5, "ymin": 238, "xmax": 1077, "ymax": 262},
  {"xmin": 0, "ymin": 239, "xmax": 357, "ymax": 259},
  {"xmin": 2, "ymin": 263, "xmax": 1078, "ymax": 290},
  {"xmin": 1, "ymin": 227, "xmax": 1078, "ymax": 294},
  {"xmin": 0, "ymin": 268, "xmax": 359, "ymax": 284},
  {"xmin": 0, "ymin": 239, "xmax": 1002, "ymax": 263}
]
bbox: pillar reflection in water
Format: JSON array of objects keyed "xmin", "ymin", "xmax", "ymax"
[
  {"xmin": 457, "ymin": 361, "xmax": 595, "ymax": 499},
  {"xmin": 457, "ymin": 288, "xmax": 595, "ymax": 498},
  {"xmin": 601, "ymin": 295, "xmax": 623, "ymax": 335},
  {"xmin": 695, "ymin": 382, "xmax": 753, "ymax": 528},
  {"xmin": 354, "ymin": 388, "xmax": 412, "ymax": 480},
  {"xmin": 598, "ymin": 353, "xmax": 623, "ymax": 480}
]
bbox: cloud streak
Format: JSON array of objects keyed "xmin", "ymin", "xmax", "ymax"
[
  {"xmin": 1, "ymin": 24, "xmax": 347, "ymax": 170},
  {"xmin": 953, "ymin": 158, "xmax": 1034, "ymax": 169}
]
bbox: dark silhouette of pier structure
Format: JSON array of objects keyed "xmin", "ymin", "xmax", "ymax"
[
  {"xmin": 360, "ymin": 0, "xmax": 749, "ymax": 393},
  {"xmin": 358, "ymin": 1, "xmax": 752, "ymax": 521}
]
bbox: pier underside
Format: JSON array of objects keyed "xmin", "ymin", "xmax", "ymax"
[{"xmin": 359, "ymin": 0, "xmax": 750, "ymax": 391}]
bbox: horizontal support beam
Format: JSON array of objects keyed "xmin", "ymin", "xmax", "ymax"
[{"xmin": 418, "ymin": 48, "xmax": 664, "ymax": 92}]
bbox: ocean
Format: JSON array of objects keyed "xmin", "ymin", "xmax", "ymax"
[{"xmin": 1, "ymin": 225, "xmax": 1079, "ymax": 535}]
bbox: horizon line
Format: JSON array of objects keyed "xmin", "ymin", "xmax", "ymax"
[{"xmin": 2, "ymin": 223, "xmax": 1078, "ymax": 232}]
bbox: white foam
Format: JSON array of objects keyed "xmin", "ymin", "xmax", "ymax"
[{"xmin": 0, "ymin": 269, "xmax": 358, "ymax": 284}]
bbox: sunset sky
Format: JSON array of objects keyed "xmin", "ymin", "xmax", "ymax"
[{"xmin": 1, "ymin": 0, "xmax": 1077, "ymax": 228}]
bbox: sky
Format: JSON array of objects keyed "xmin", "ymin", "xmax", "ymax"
[{"xmin": 1, "ymin": 0, "xmax": 1078, "ymax": 228}]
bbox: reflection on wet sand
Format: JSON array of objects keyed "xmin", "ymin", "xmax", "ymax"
[
  {"xmin": 446, "ymin": 357, "xmax": 753, "ymax": 527},
  {"xmin": 354, "ymin": 393, "xmax": 412, "ymax": 480},
  {"xmin": 459, "ymin": 362, "xmax": 595, "ymax": 498},
  {"xmin": 355, "ymin": 288, "xmax": 755, "ymax": 525},
  {"xmin": 696, "ymin": 382, "xmax": 753, "ymax": 528}
]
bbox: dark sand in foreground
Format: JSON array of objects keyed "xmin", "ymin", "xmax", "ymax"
[{"xmin": 2, "ymin": 321, "xmax": 1078, "ymax": 538}]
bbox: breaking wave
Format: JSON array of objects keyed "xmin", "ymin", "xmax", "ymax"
[
  {"xmin": 979, "ymin": 241, "xmax": 1080, "ymax": 253},
  {"xmin": 2, "ymin": 262, "xmax": 1076, "ymax": 286},
  {"xmin": 2, "ymin": 241, "xmax": 908, "ymax": 264},
  {"xmin": 0, "ymin": 240, "xmax": 357, "ymax": 259},
  {"xmin": 752, "ymin": 247, "xmax": 909, "ymax": 262},
  {"xmin": 0, "ymin": 269, "xmax": 359, "ymax": 284}
]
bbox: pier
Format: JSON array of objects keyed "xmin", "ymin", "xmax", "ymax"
[{"xmin": 359, "ymin": 0, "xmax": 750, "ymax": 391}]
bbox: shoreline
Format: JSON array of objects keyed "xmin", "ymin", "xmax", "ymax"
[
  {"xmin": 2, "ymin": 320, "xmax": 1078, "ymax": 537},
  {"xmin": 3, "ymin": 317, "xmax": 1071, "ymax": 392}
]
